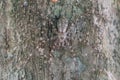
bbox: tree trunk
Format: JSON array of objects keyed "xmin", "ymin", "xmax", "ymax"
[{"xmin": 0, "ymin": 0, "xmax": 120, "ymax": 80}]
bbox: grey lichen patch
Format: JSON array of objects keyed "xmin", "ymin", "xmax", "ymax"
[
  {"xmin": 49, "ymin": 58, "xmax": 63, "ymax": 80},
  {"xmin": 63, "ymin": 56, "xmax": 86, "ymax": 80},
  {"xmin": 48, "ymin": 0, "xmax": 92, "ymax": 21},
  {"xmin": 49, "ymin": 53, "xmax": 86, "ymax": 80}
]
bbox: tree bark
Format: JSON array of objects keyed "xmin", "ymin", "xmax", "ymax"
[{"xmin": 0, "ymin": 0, "xmax": 120, "ymax": 80}]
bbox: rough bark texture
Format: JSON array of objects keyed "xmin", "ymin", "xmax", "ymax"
[{"xmin": 0, "ymin": 0, "xmax": 120, "ymax": 80}]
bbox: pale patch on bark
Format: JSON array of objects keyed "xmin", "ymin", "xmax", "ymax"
[{"xmin": 92, "ymin": 0, "xmax": 119, "ymax": 79}]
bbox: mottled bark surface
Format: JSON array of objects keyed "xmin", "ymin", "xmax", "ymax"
[{"xmin": 0, "ymin": 0, "xmax": 120, "ymax": 80}]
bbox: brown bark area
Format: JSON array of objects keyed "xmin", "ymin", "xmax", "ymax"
[{"xmin": 0, "ymin": 0, "xmax": 120, "ymax": 80}]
